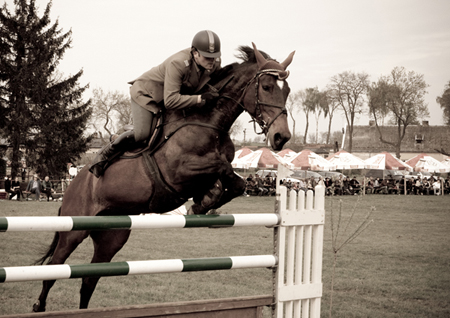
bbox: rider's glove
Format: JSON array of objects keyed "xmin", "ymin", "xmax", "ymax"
[{"xmin": 200, "ymin": 92, "xmax": 220, "ymax": 107}]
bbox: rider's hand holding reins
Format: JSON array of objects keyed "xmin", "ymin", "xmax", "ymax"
[{"xmin": 200, "ymin": 91, "xmax": 220, "ymax": 107}]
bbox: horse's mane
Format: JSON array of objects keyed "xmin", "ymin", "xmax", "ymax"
[{"xmin": 209, "ymin": 45, "xmax": 273, "ymax": 86}]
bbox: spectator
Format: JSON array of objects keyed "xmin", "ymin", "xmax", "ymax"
[
  {"xmin": 342, "ymin": 177, "xmax": 353, "ymax": 195},
  {"xmin": 444, "ymin": 177, "xmax": 450, "ymax": 194},
  {"xmin": 432, "ymin": 179, "xmax": 441, "ymax": 195},
  {"xmin": 4, "ymin": 176, "xmax": 13, "ymax": 199},
  {"xmin": 422, "ymin": 178, "xmax": 431, "ymax": 195},
  {"xmin": 254, "ymin": 175, "xmax": 268, "ymax": 196},
  {"xmin": 264, "ymin": 174, "xmax": 275, "ymax": 196},
  {"xmin": 378, "ymin": 178, "xmax": 388, "ymax": 194},
  {"xmin": 41, "ymin": 176, "xmax": 55, "ymax": 201},
  {"xmin": 26, "ymin": 174, "xmax": 42, "ymax": 201},
  {"xmin": 365, "ymin": 177, "xmax": 374, "ymax": 194},
  {"xmin": 349, "ymin": 176, "xmax": 361, "ymax": 195},
  {"xmin": 373, "ymin": 177, "xmax": 381, "ymax": 194},
  {"xmin": 334, "ymin": 176, "xmax": 343, "ymax": 195},
  {"xmin": 324, "ymin": 177, "xmax": 333, "ymax": 196},
  {"xmin": 11, "ymin": 176, "xmax": 22, "ymax": 201},
  {"xmin": 414, "ymin": 177, "xmax": 423, "ymax": 195},
  {"xmin": 406, "ymin": 178, "xmax": 414, "ymax": 195},
  {"xmin": 398, "ymin": 176, "xmax": 406, "ymax": 195},
  {"xmin": 298, "ymin": 178, "xmax": 307, "ymax": 193},
  {"xmin": 21, "ymin": 163, "xmax": 27, "ymax": 182}
]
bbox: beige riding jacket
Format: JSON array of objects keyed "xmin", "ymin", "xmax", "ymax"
[{"xmin": 128, "ymin": 48, "xmax": 221, "ymax": 113}]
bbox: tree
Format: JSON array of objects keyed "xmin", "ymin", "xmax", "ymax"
[
  {"xmin": 436, "ymin": 81, "xmax": 450, "ymax": 126},
  {"xmin": 328, "ymin": 71, "xmax": 370, "ymax": 153},
  {"xmin": 229, "ymin": 119, "xmax": 243, "ymax": 141},
  {"xmin": 285, "ymin": 90, "xmax": 303, "ymax": 143},
  {"xmin": 0, "ymin": 0, "xmax": 92, "ymax": 178},
  {"xmin": 90, "ymin": 88, "xmax": 131, "ymax": 142},
  {"xmin": 323, "ymin": 89, "xmax": 342, "ymax": 144},
  {"xmin": 302, "ymin": 87, "xmax": 321, "ymax": 144},
  {"xmin": 368, "ymin": 67, "xmax": 429, "ymax": 158}
]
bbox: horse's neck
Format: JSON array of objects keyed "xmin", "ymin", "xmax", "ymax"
[{"xmin": 210, "ymin": 65, "xmax": 257, "ymax": 132}]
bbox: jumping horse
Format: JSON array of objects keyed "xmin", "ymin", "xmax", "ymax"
[{"xmin": 32, "ymin": 43, "xmax": 295, "ymax": 312}]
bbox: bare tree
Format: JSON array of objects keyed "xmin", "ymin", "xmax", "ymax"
[
  {"xmin": 229, "ymin": 119, "xmax": 243, "ymax": 140},
  {"xmin": 303, "ymin": 88, "xmax": 320, "ymax": 144},
  {"xmin": 368, "ymin": 67, "xmax": 429, "ymax": 158},
  {"xmin": 285, "ymin": 90, "xmax": 303, "ymax": 143},
  {"xmin": 323, "ymin": 89, "xmax": 342, "ymax": 144},
  {"xmin": 90, "ymin": 88, "xmax": 131, "ymax": 142},
  {"xmin": 328, "ymin": 71, "xmax": 370, "ymax": 153}
]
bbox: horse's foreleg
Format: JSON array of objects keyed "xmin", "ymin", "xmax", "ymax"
[
  {"xmin": 33, "ymin": 231, "xmax": 90, "ymax": 312},
  {"xmin": 188, "ymin": 180, "xmax": 223, "ymax": 215},
  {"xmin": 209, "ymin": 172, "xmax": 246, "ymax": 210},
  {"xmin": 79, "ymin": 229, "xmax": 131, "ymax": 309}
]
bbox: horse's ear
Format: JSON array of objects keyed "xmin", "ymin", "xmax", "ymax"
[
  {"xmin": 280, "ymin": 51, "xmax": 295, "ymax": 70},
  {"xmin": 252, "ymin": 42, "xmax": 267, "ymax": 69}
]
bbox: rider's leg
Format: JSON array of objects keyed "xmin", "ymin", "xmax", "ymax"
[
  {"xmin": 88, "ymin": 101, "xmax": 158, "ymax": 178},
  {"xmin": 89, "ymin": 130, "xmax": 136, "ymax": 178},
  {"xmin": 132, "ymin": 99, "xmax": 154, "ymax": 143}
]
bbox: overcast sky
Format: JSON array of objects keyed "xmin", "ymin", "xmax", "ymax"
[{"xmin": 4, "ymin": 0, "xmax": 450, "ymax": 142}]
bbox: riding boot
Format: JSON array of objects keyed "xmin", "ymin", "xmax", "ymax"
[{"xmin": 89, "ymin": 130, "xmax": 136, "ymax": 178}]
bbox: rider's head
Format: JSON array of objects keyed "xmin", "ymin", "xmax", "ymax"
[{"xmin": 192, "ymin": 30, "xmax": 221, "ymax": 70}]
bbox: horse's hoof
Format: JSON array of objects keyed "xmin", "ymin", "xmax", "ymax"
[{"xmin": 32, "ymin": 301, "xmax": 45, "ymax": 312}]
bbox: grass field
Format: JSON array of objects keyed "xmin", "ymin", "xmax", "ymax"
[{"xmin": 1, "ymin": 194, "xmax": 449, "ymax": 317}]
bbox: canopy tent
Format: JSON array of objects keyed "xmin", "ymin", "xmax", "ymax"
[
  {"xmin": 231, "ymin": 147, "xmax": 253, "ymax": 169},
  {"xmin": 442, "ymin": 158, "xmax": 450, "ymax": 168},
  {"xmin": 234, "ymin": 147, "xmax": 253, "ymax": 159},
  {"xmin": 326, "ymin": 150, "xmax": 367, "ymax": 169},
  {"xmin": 364, "ymin": 151, "xmax": 413, "ymax": 171},
  {"xmin": 286, "ymin": 149, "xmax": 336, "ymax": 171},
  {"xmin": 238, "ymin": 147, "xmax": 286, "ymax": 169},
  {"xmin": 406, "ymin": 153, "xmax": 450, "ymax": 173},
  {"xmin": 277, "ymin": 148, "xmax": 297, "ymax": 160}
]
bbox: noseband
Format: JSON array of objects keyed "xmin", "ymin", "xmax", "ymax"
[{"xmin": 238, "ymin": 68, "xmax": 289, "ymax": 135}]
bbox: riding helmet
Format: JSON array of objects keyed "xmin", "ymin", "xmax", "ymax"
[{"xmin": 192, "ymin": 30, "xmax": 221, "ymax": 58}]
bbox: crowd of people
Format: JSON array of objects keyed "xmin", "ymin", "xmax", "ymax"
[
  {"xmin": 243, "ymin": 173, "xmax": 450, "ymax": 197},
  {"xmin": 4, "ymin": 174, "xmax": 57, "ymax": 202}
]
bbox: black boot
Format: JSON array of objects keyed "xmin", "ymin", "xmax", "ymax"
[{"xmin": 89, "ymin": 130, "xmax": 136, "ymax": 178}]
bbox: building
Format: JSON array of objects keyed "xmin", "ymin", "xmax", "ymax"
[{"xmin": 343, "ymin": 121, "xmax": 450, "ymax": 161}]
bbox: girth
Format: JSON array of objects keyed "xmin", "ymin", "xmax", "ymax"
[{"xmin": 142, "ymin": 150, "xmax": 188, "ymax": 212}]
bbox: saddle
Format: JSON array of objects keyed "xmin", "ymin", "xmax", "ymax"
[{"xmin": 120, "ymin": 114, "xmax": 188, "ymax": 212}]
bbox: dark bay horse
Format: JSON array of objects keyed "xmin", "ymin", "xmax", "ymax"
[{"xmin": 32, "ymin": 43, "xmax": 294, "ymax": 312}]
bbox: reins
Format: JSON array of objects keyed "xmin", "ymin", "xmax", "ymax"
[{"xmin": 225, "ymin": 68, "xmax": 289, "ymax": 135}]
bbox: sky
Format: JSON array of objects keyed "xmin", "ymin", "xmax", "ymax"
[{"xmin": 4, "ymin": 0, "xmax": 450, "ymax": 142}]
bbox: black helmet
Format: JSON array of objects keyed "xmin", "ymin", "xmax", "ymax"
[{"xmin": 192, "ymin": 30, "xmax": 221, "ymax": 58}]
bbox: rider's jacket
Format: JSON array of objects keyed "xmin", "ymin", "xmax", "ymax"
[{"xmin": 128, "ymin": 48, "xmax": 221, "ymax": 113}]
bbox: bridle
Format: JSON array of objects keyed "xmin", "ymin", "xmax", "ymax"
[{"xmin": 232, "ymin": 68, "xmax": 289, "ymax": 135}]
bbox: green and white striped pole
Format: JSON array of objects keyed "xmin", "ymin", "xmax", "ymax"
[
  {"xmin": 0, "ymin": 255, "xmax": 277, "ymax": 283},
  {"xmin": 0, "ymin": 214, "xmax": 280, "ymax": 232}
]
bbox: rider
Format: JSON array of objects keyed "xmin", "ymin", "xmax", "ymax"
[{"xmin": 89, "ymin": 30, "xmax": 222, "ymax": 177}]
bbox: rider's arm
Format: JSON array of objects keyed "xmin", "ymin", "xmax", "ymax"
[{"xmin": 164, "ymin": 59, "xmax": 201, "ymax": 110}]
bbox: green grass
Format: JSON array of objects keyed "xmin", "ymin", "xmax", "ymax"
[{"xmin": 1, "ymin": 195, "xmax": 450, "ymax": 317}]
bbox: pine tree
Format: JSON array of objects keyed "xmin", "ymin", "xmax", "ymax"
[{"xmin": 0, "ymin": 0, "xmax": 92, "ymax": 179}]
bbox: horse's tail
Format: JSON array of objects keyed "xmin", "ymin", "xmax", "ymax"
[{"xmin": 34, "ymin": 207, "xmax": 61, "ymax": 265}]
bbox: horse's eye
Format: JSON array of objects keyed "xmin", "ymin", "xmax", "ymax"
[{"xmin": 262, "ymin": 85, "xmax": 271, "ymax": 91}]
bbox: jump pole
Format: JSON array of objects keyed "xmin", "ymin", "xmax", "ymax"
[{"xmin": 0, "ymin": 184, "xmax": 325, "ymax": 318}]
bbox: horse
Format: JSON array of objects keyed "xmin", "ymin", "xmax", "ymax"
[{"xmin": 32, "ymin": 43, "xmax": 295, "ymax": 312}]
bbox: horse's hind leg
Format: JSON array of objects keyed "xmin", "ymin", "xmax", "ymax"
[
  {"xmin": 79, "ymin": 229, "xmax": 131, "ymax": 309},
  {"xmin": 33, "ymin": 230, "xmax": 90, "ymax": 312}
]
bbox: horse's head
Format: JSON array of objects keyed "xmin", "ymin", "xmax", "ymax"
[{"xmin": 241, "ymin": 43, "xmax": 295, "ymax": 151}]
